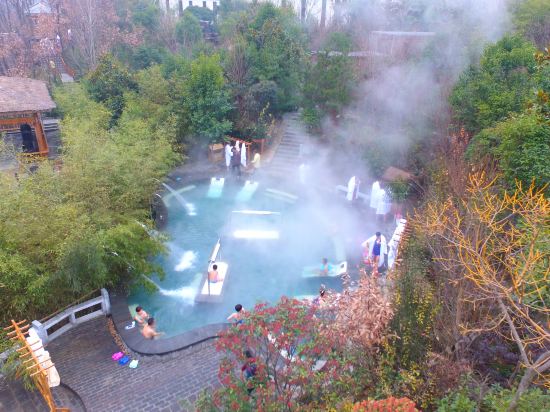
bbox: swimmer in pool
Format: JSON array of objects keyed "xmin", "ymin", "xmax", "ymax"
[
  {"xmin": 227, "ymin": 304, "xmax": 246, "ymax": 324},
  {"xmin": 141, "ymin": 317, "xmax": 163, "ymax": 339},
  {"xmin": 134, "ymin": 306, "xmax": 149, "ymax": 326},
  {"xmin": 319, "ymin": 258, "xmax": 332, "ymax": 276}
]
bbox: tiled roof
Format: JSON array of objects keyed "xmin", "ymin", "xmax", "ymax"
[
  {"xmin": 0, "ymin": 76, "xmax": 56, "ymax": 113},
  {"xmin": 28, "ymin": 1, "xmax": 52, "ymax": 14}
]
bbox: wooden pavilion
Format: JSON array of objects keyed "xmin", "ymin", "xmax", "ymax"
[{"xmin": 0, "ymin": 76, "xmax": 56, "ymax": 156}]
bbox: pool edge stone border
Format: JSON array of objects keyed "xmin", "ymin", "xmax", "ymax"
[{"xmin": 110, "ymin": 291, "xmax": 228, "ymax": 356}]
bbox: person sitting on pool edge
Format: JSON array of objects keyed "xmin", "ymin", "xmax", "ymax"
[
  {"xmin": 134, "ymin": 306, "xmax": 149, "ymax": 326},
  {"xmin": 142, "ymin": 317, "xmax": 163, "ymax": 339},
  {"xmin": 208, "ymin": 264, "xmax": 225, "ymax": 283},
  {"xmin": 227, "ymin": 304, "xmax": 246, "ymax": 324}
]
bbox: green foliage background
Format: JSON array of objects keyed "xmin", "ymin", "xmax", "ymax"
[{"xmin": 0, "ymin": 84, "xmax": 178, "ymax": 324}]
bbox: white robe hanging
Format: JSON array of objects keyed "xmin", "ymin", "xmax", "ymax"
[
  {"xmin": 370, "ymin": 181, "xmax": 381, "ymax": 209},
  {"xmin": 240, "ymin": 142, "xmax": 247, "ymax": 167},
  {"xmin": 361, "ymin": 235, "xmax": 388, "ymax": 267},
  {"xmin": 299, "ymin": 163, "xmax": 308, "ymax": 184},
  {"xmin": 376, "ymin": 189, "xmax": 391, "ymax": 216},
  {"xmin": 346, "ymin": 176, "xmax": 357, "ymax": 201},
  {"xmin": 225, "ymin": 144, "xmax": 232, "ymax": 168}
]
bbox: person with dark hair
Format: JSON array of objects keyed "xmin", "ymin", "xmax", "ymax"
[
  {"xmin": 231, "ymin": 145, "xmax": 241, "ymax": 178},
  {"xmin": 208, "ymin": 263, "xmax": 224, "ymax": 283},
  {"xmin": 141, "ymin": 317, "xmax": 163, "ymax": 339},
  {"xmin": 361, "ymin": 231, "xmax": 388, "ymax": 276},
  {"xmin": 318, "ymin": 257, "xmax": 333, "ymax": 276},
  {"xmin": 241, "ymin": 349, "xmax": 257, "ymax": 395},
  {"xmin": 134, "ymin": 306, "xmax": 149, "ymax": 325},
  {"xmin": 227, "ymin": 304, "xmax": 246, "ymax": 324},
  {"xmin": 371, "ymin": 231, "xmax": 384, "ymax": 275},
  {"xmin": 313, "ymin": 284, "xmax": 327, "ymax": 307}
]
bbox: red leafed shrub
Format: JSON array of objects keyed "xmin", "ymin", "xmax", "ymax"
[
  {"xmin": 321, "ymin": 274, "xmax": 393, "ymax": 349},
  {"xmin": 212, "ymin": 297, "xmax": 341, "ymax": 411},
  {"xmin": 352, "ymin": 396, "xmax": 420, "ymax": 411},
  {"xmin": 198, "ymin": 281, "xmax": 394, "ymax": 411}
]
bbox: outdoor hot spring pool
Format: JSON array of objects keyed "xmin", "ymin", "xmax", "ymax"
[{"xmin": 127, "ymin": 177, "xmax": 350, "ymax": 338}]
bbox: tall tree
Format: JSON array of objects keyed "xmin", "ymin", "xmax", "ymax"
[
  {"xmin": 180, "ymin": 54, "xmax": 232, "ymax": 144},
  {"xmin": 175, "ymin": 11, "xmax": 203, "ymax": 53},
  {"xmin": 423, "ymin": 174, "xmax": 550, "ymax": 410},
  {"xmin": 303, "ymin": 32, "xmax": 354, "ymax": 126},
  {"xmin": 61, "ymin": 0, "xmax": 140, "ymax": 71},
  {"xmin": 86, "ymin": 54, "xmax": 137, "ymax": 124},
  {"xmin": 513, "ymin": 0, "xmax": 550, "ymax": 49},
  {"xmin": 450, "ymin": 35, "xmax": 538, "ymax": 134},
  {"xmin": 320, "ymin": 0, "xmax": 326, "ymax": 29}
]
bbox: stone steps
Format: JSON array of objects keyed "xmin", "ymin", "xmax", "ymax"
[{"xmin": 266, "ymin": 112, "xmax": 310, "ymax": 176}]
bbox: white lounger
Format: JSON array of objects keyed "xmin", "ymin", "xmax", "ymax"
[
  {"xmin": 207, "ymin": 177, "xmax": 225, "ymax": 198},
  {"xmin": 236, "ymin": 181, "xmax": 259, "ymax": 202}
]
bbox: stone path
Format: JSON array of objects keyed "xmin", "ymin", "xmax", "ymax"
[{"xmin": 0, "ymin": 317, "xmax": 222, "ymax": 412}]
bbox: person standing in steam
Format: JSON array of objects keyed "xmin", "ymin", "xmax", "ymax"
[
  {"xmin": 249, "ymin": 151, "xmax": 261, "ymax": 174},
  {"xmin": 225, "ymin": 142, "xmax": 232, "ymax": 170},
  {"xmin": 231, "ymin": 145, "xmax": 241, "ymax": 178},
  {"xmin": 361, "ymin": 231, "xmax": 387, "ymax": 276}
]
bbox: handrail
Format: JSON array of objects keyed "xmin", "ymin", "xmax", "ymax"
[
  {"xmin": 209, "ymin": 238, "xmax": 221, "ymax": 263},
  {"xmin": 207, "ymin": 239, "xmax": 221, "ymax": 296},
  {"xmin": 39, "ymin": 288, "xmax": 100, "ymax": 323},
  {"xmin": 30, "ymin": 289, "xmax": 110, "ymax": 345},
  {"xmin": 60, "ymin": 56, "xmax": 76, "ymax": 78}
]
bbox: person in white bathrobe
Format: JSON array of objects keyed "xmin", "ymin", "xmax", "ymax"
[{"xmin": 361, "ymin": 231, "xmax": 387, "ymax": 275}]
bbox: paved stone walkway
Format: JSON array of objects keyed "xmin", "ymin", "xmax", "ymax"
[{"xmin": 0, "ymin": 317, "xmax": 222, "ymax": 411}]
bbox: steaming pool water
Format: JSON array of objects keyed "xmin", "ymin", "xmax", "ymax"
[{"xmin": 127, "ymin": 178, "xmax": 349, "ymax": 338}]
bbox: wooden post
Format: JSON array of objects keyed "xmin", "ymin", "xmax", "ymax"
[
  {"xmin": 32, "ymin": 112, "xmax": 49, "ymax": 155},
  {"xmin": 4, "ymin": 320, "xmax": 69, "ymax": 412}
]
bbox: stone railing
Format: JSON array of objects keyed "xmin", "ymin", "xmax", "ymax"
[{"xmin": 31, "ymin": 289, "xmax": 111, "ymax": 345}]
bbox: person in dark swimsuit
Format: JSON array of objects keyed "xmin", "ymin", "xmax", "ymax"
[{"xmin": 372, "ymin": 231, "xmax": 382, "ymax": 275}]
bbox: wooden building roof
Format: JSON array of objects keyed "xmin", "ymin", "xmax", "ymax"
[
  {"xmin": 28, "ymin": 0, "xmax": 52, "ymax": 15},
  {"xmin": 0, "ymin": 76, "xmax": 56, "ymax": 114},
  {"xmin": 382, "ymin": 166, "xmax": 412, "ymax": 182}
]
